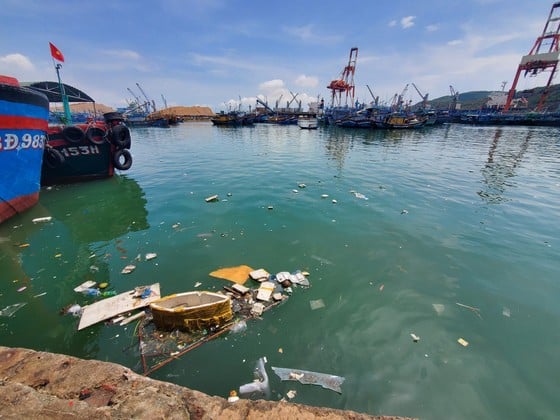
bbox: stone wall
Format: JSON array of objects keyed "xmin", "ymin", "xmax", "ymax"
[{"xmin": 0, "ymin": 346, "xmax": 415, "ymax": 419}]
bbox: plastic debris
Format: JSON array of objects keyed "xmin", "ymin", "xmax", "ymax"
[
  {"xmin": 286, "ymin": 390, "xmax": 297, "ymax": 399},
  {"xmin": 33, "ymin": 292, "xmax": 47, "ymax": 298},
  {"xmin": 502, "ymin": 307, "xmax": 511, "ymax": 317},
  {"xmin": 66, "ymin": 304, "xmax": 82, "ymax": 317},
  {"xmin": 267, "ymin": 205, "xmax": 273, "ymax": 210},
  {"xmin": 298, "ymin": 183, "xmax": 306, "ymax": 188},
  {"xmin": 410, "ymin": 333, "xmax": 420, "ymax": 342},
  {"xmin": 249, "ymin": 268, "xmax": 270, "ymax": 282},
  {"xmin": 321, "ymin": 194, "xmax": 329, "ymax": 198},
  {"xmin": 239, "ymin": 357, "xmax": 270, "ymax": 398},
  {"xmin": 292, "ymin": 189, "xmax": 299, "ymax": 193},
  {"xmin": 309, "ymin": 299, "xmax": 325, "ymax": 310},
  {"xmin": 458, "ymin": 338, "xmax": 469, "ymax": 347},
  {"xmin": 210, "ymin": 265, "xmax": 253, "ymax": 284},
  {"xmin": 17, "ymin": 286, "xmax": 27, "ymax": 292},
  {"xmin": 271, "ymin": 366, "xmax": 345, "ymax": 394},
  {"xmin": 0, "ymin": 302, "xmax": 27, "ymax": 317},
  {"xmin": 194, "ymin": 282, "xmax": 202, "ymax": 288},
  {"xmin": 98, "ymin": 282, "xmax": 109, "ymax": 289},
  {"xmin": 205, "ymin": 194, "xmax": 219, "ymax": 202},
  {"xmin": 401, "ymin": 209, "xmax": 409, "ymax": 214},
  {"xmin": 332, "ymin": 199, "xmax": 337, "ymax": 204},
  {"xmin": 145, "ymin": 253, "xmax": 157, "ymax": 260},
  {"xmin": 256, "ymin": 282, "xmax": 275, "ymax": 301},
  {"xmin": 32, "ymin": 216, "xmax": 52, "ymax": 223},
  {"xmin": 227, "ymin": 390, "xmax": 239, "ymax": 403},
  {"xmin": 432, "ymin": 303, "xmax": 445, "ymax": 315},
  {"xmin": 120, "ymin": 311, "xmax": 146, "ymax": 325},
  {"xmin": 121, "ymin": 265, "xmax": 136, "ymax": 274},
  {"xmin": 352, "ymin": 192, "xmax": 368, "ymax": 200},
  {"xmin": 251, "ymin": 302, "xmax": 265, "ymax": 316},
  {"xmin": 74, "ymin": 280, "xmax": 97, "ymax": 293},
  {"xmin": 230, "ymin": 320, "xmax": 247, "ymax": 334}
]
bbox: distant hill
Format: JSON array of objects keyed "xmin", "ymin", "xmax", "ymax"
[{"xmin": 426, "ymin": 84, "xmax": 560, "ymax": 112}]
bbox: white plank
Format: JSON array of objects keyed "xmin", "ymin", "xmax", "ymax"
[{"xmin": 78, "ymin": 283, "xmax": 160, "ymax": 330}]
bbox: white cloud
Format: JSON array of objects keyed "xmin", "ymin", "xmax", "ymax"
[
  {"xmin": 401, "ymin": 16, "xmax": 416, "ymax": 29},
  {"xmin": 426, "ymin": 24, "xmax": 438, "ymax": 32},
  {"xmin": 283, "ymin": 24, "xmax": 341, "ymax": 44},
  {"xmin": 388, "ymin": 20, "xmax": 397, "ymax": 27},
  {"xmin": 102, "ymin": 49, "xmax": 141, "ymax": 60},
  {"xmin": 295, "ymin": 74, "xmax": 318, "ymax": 88},
  {"xmin": 448, "ymin": 39, "xmax": 463, "ymax": 46},
  {"xmin": 0, "ymin": 53, "xmax": 34, "ymax": 71}
]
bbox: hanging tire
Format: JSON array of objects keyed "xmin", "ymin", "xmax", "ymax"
[
  {"xmin": 86, "ymin": 126, "xmax": 107, "ymax": 145},
  {"xmin": 110, "ymin": 124, "xmax": 131, "ymax": 149},
  {"xmin": 113, "ymin": 149, "xmax": 132, "ymax": 170},
  {"xmin": 44, "ymin": 146, "xmax": 65, "ymax": 168},
  {"xmin": 62, "ymin": 125, "xmax": 85, "ymax": 143}
]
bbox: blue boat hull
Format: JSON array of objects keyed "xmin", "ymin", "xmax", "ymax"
[{"xmin": 0, "ymin": 78, "xmax": 49, "ymax": 223}]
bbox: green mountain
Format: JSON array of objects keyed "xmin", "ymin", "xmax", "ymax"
[{"xmin": 426, "ymin": 84, "xmax": 560, "ymax": 112}]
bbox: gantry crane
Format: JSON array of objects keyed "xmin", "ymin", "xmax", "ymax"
[
  {"xmin": 327, "ymin": 47, "xmax": 358, "ymax": 107},
  {"xmin": 504, "ymin": 2, "xmax": 560, "ymax": 111}
]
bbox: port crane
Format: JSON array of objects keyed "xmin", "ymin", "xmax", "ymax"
[
  {"xmin": 161, "ymin": 94, "xmax": 168, "ymax": 109},
  {"xmin": 136, "ymin": 82, "xmax": 156, "ymax": 113},
  {"xmin": 449, "ymin": 85, "xmax": 459, "ymax": 110},
  {"xmin": 327, "ymin": 47, "xmax": 358, "ymax": 107},
  {"xmin": 504, "ymin": 2, "xmax": 560, "ymax": 111},
  {"xmin": 366, "ymin": 85, "xmax": 379, "ymax": 105},
  {"xmin": 411, "ymin": 83, "xmax": 429, "ymax": 109}
]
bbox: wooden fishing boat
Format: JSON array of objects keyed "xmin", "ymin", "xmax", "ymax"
[
  {"xmin": 0, "ymin": 75, "xmax": 49, "ymax": 223},
  {"xmin": 150, "ymin": 291, "xmax": 233, "ymax": 332}
]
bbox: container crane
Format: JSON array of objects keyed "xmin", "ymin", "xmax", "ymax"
[
  {"xmin": 504, "ymin": 2, "xmax": 560, "ymax": 111},
  {"xmin": 327, "ymin": 47, "xmax": 358, "ymax": 107}
]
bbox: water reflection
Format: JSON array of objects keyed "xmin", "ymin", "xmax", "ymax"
[{"xmin": 478, "ymin": 128, "xmax": 531, "ymax": 204}]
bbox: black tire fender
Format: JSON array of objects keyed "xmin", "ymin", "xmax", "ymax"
[
  {"xmin": 62, "ymin": 125, "xmax": 85, "ymax": 143},
  {"xmin": 86, "ymin": 126, "xmax": 107, "ymax": 145},
  {"xmin": 44, "ymin": 146, "xmax": 65, "ymax": 168},
  {"xmin": 110, "ymin": 124, "xmax": 131, "ymax": 149},
  {"xmin": 113, "ymin": 149, "xmax": 132, "ymax": 171}
]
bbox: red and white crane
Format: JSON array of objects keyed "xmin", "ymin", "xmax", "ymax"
[
  {"xmin": 327, "ymin": 47, "xmax": 358, "ymax": 107},
  {"xmin": 504, "ymin": 2, "xmax": 560, "ymax": 111}
]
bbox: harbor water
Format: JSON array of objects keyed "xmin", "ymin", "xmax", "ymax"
[{"xmin": 1, "ymin": 122, "xmax": 558, "ymax": 419}]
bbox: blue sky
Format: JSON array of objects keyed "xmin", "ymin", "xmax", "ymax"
[{"xmin": 0, "ymin": 0, "xmax": 556, "ymax": 111}]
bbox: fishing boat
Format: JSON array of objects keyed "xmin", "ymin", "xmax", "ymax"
[
  {"xmin": 150, "ymin": 291, "xmax": 233, "ymax": 332},
  {"xmin": 297, "ymin": 113, "xmax": 318, "ymax": 129},
  {"xmin": 378, "ymin": 113, "xmax": 426, "ymax": 129},
  {"xmin": 24, "ymin": 82, "xmax": 133, "ymax": 186},
  {"xmin": 211, "ymin": 111, "xmax": 254, "ymax": 126},
  {"xmin": 0, "ymin": 75, "xmax": 49, "ymax": 224}
]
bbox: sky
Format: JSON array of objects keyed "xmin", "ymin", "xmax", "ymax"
[{"xmin": 0, "ymin": 0, "xmax": 557, "ymax": 112}]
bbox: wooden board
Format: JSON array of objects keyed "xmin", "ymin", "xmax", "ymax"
[{"xmin": 78, "ymin": 283, "xmax": 160, "ymax": 331}]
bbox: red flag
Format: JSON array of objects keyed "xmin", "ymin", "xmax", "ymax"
[{"xmin": 49, "ymin": 42, "xmax": 64, "ymax": 62}]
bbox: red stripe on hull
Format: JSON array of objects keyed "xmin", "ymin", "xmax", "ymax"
[
  {"xmin": 0, "ymin": 191, "xmax": 39, "ymax": 224},
  {"xmin": 0, "ymin": 115, "xmax": 48, "ymax": 131}
]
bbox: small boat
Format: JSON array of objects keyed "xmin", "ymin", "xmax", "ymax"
[
  {"xmin": 0, "ymin": 75, "xmax": 49, "ymax": 224},
  {"xmin": 24, "ymin": 82, "xmax": 134, "ymax": 186},
  {"xmin": 378, "ymin": 113, "xmax": 426, "ymax": 129},
  {"xmin": 150, "ymin": 291, "xmax": 233, "ymax": 332},
  {"xmin": 211, "ymin": 111, "xmax": 254, "ymax": 126},
  {"xmin": 297, "ymin": 113, "xmax": 318, "ymax": 129}
]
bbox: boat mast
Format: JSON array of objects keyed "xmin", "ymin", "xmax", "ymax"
[{"xmin": 54, "ymin": 63, "xmax": 72, "ymax": 124}]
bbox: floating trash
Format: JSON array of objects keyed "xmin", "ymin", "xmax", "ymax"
[
  {"xmin": 271, "ymin": 366, "xmax": 345, "ymax": 394},
  {"xmin": 410, "ymin": 333, "xmax": 420, "ymax": 342},
  {"xmin": 352, "ymin": 192, "xmax": 368, "ymax": 200},
  {"xmin": 432, "ymin": 303, "xmax": 445, "ymax": 315},
  {"xmin": 32, "ymin": 216, "xmax": 52, "ymax": 223},
  {"xmin": 286, "ymin": 390, "xmax": 297, "ymax": 399},
  {"xmin": 502, "ymin": 307, "xmax": 511, "ymax": 318},
  {"xmin": 145, "ymin": 253, "xmax": 157, "ymax": 260},
  {"xmin": 298, "ymin": 183, "xmax": 306, "ymax": 189},
  {"xmin": 239, "ymin": 357, "xmax": 270, "ymax": 398},
  {"xmin": 205, "ymin": 194, "xmax": 219, "ymax": 202},
  {"xmin": 121, "ymin": 265, "xmax": 136, "ymax": 274},
  {"xmin": 458, "ymin": 338, "xmax": 469, "ymax": 347},
  {"xmin": 332, "ymin": 199, "xmax": 337, "ymax": 204},
  {"xmin": 321, "ymin": 194, "xmax": 329, "ymax": 199},
  {"xmin": 74, "ymin": 280, "xmax": 97, "ymax": 293},
  {"xmin": 66, "ymin": 304, "xmax": 82, "ymax": 317},
  {"xmin": 17, "ymin": 286, "xmax": 27, "ymax": 292},
  {"xmin": 309, "ymin": 299, "xmax": 325, "ymax": 310},
  {"xmin": 0, "ymin": 302, "xmax": 27, "ymax": 317}
]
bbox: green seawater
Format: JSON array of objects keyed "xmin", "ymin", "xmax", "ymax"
[{"xmin": 1, "ymin": 122, "xmax": 559, "ymax": 419}]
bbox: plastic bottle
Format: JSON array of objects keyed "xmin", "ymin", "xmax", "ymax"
[{"xmin": 82, "ymin": 288, "xmax": 100, "ymax": 296}]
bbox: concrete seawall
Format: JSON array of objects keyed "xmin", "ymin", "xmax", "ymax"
[{"xmin": 0, "ymin": 346, "xmax": 415, "ymax": 419}]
